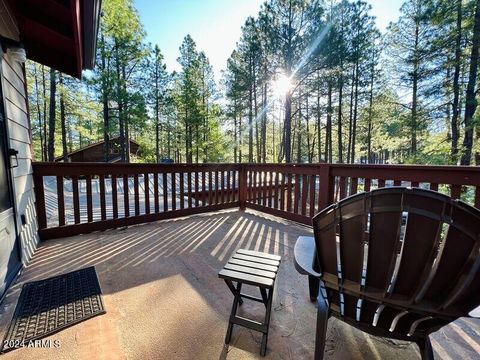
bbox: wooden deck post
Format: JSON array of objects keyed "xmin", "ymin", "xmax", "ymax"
[
  {"xmin": 32, "ymin": 173, "xmax": 47, "ymax": 231},
  {"xmin": 318, "ymin": 164, "xmax": 333, "ymax": 211},
  {"xmin": 239, "ymin": 164, "xmax": 248, "ymax": 210}
]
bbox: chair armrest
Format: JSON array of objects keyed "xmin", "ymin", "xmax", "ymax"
[
  {"xmin": 294, "ymin": 236, "xmax": 321, "ymax": 278},
  {"xmin": 469, "ymin": 306, "xmax": 480, "ymax": 318}
]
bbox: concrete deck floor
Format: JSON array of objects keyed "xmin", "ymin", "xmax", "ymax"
[{"xmin": 0, "ymin": 209, "xmax": 478, "ymax": 360}]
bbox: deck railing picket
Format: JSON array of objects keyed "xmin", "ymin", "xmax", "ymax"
[
  {"xmin": 262, "ymin": 172, "xmax": 267, "ymax": 207},
  {"xmin": 339, "ymin": 177, "xmax": 347, "ymax": 200},
  {"xmin": 162, "ymin": 173, "xmax": 168, "ymax": 212},
  {"xmin": 99, "ymin": 175, "xmax": 106, "ymax": 220},
  {"xmin": 294, "ymin": 174, "xmax": 301, "ymax": 213},
  {"xmin": 154, "ymin": 173, "xmax": 159, "ymax": 213},
  {"xmin": 252, "ymin": 171, "xmax": 257, "ymax": 204},
  {"xmin": 86, "ymin": 175, "xmax": 93, "ymax": 222},
  {"xmin": 208, "ymin": 172, "xmax": 213, "ymax": 205},
  {"xmin": 133, "ymin": 174, "xmax": 140, "ymax": 216},
  {"xmin": 365, "ymin": 178, "xmax": 371, "ymax": 192},
  {"xmin": 350, "ymin": 177, "xmax": 358, "ymax": 196},
  {"xmin": 451, "ymin": 184, "xmax": 461, "ymax": 200},
  {"xmin": 268, "ymin": 171, "xmax": 273, "ymax": 208},
  {"xmin": 280, "ymin": 172, "xmax": 285, "ymax": 211},
  {"xmin": 179, "ymin": 172, "xmax": 184, "ymax": 210},
  {"xmin": 226, "ymin": 171, "xmax": 231, "ymax": 202},
  {"xmin": 72, "ymin": 175, "xmax": 80, "ymax": 224},
  {"xmin": 171, "ymin": 173, "xmax": 176, "ymax": 211},
  {"xmin": 194, "ymin": 171, "xmax": 199, "ymax": 207},
  {"xmin": 112, "ymin": 174, "xmax": 118, "ymax": 219},
  {"xmin": 301, "ymin": 174, "xmax": 308, "ymax": 216},
  {"xmin": 215, "ymin": 171, "xmax": 220, "ymax": 205},
  {"xmin": 309, "ymin": 174, "xmax": 316, "ymax": 218},
  {"xmin": 201, "ymin": 171, "xmax": 206, "ymax": 206},
  {"xmin": 187, "ymin": 172, "xmax": 192, "ymax": 208},
  {"xmin": 475, "ymin": 187, "xmax": 480, "ymax": 208},
  {"xmin": 56, "ymin": 175, "xmax": 65, "ymax": 226},
  {"xmin": 287, "ymin": 173, "xmax": 293, "ymax": 212},
  {"xmin": 274, "ymin": 172, "xmax": 279, "ymax": 209},
  {"xmin": 123, "ymin": 174, "xmax": 129, "ymax": 217},
  {"xmin": 144, "ymin": 173, "xmax": 150, "ymax": 214}
]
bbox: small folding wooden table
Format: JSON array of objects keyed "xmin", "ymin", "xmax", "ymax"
[{"xmin": 218, "ymin": 248, "xmax": 281, "ymax": 356}]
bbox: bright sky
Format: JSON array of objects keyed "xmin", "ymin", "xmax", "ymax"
[{"xmin": 135, "ymin": 0, "xmax": 403, "ymax": 82}]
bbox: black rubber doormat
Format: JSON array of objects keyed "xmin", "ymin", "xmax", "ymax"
[{"xmin": 1, "ymin": 266, "xmax": 106, "ymax": 353}]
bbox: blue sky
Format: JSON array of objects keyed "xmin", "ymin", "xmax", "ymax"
[{"xmin": 135, "ymin": 0, "xmax": 404, "ymax": 81}]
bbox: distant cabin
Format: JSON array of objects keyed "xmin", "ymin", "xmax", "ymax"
[{"xmin": 56, "ymin": 137, "xmax": 141, "ymax": 163}]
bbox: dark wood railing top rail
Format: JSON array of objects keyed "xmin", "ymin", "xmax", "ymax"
[
  {"xmin": 32, "ymin": 162, "xmax": 240, "ymax": 176},
  {"xmin": 32, "ymin": 162, "xmax": 480, "ymax": 240},
  {"xmin": 328, "ymin": 163, "xmax": 480, "ymax": 186}
]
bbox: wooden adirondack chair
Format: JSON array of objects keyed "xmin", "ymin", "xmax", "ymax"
[{"xmin": 294, "ymin": 187, "xmax": 480, "ymax": 360}]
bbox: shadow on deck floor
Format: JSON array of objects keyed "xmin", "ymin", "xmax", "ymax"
[{"xmin": 0, "ymin": 209, "xmax": 478, "ymax": 359}]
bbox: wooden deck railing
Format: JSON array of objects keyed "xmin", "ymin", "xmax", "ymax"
[
  {"xmin": 245, "ymin": 163, "xmax": 480, "ymax": 226},
  {"xmin": 32, "ymin": 162, "xmax": 480, "ymax": 240},
  {"xmin": 32, "ymin": 163, "xmax": 240, "ymax": 239}
]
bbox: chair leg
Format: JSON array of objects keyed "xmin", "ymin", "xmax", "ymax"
[
  {"xmin": 260, "ymin": 287, "xmax": 273, "ymax": 356},
  {"xmin": 314, "ymin": 296, "xmax": 329, "ymax": 360},
  {"xmin": 308, "ymin": 275, "xmax": 320, "ymax": 302},
  {"xmin": 225, "ymin": 282, "xmax": 243, "ymax": 344},
  {"xmin": 417, "ymin": 337, "xmax": 434, "ymax": 360},
  {"xmin": 260, "ymin": 287, "xmax": 268, "ymax": 307},
  {"xmin": 225, "ymin": 279, "xmax": 243, "ymax": 306}
]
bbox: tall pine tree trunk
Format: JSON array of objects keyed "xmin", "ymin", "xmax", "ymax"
[
  {"xmin": 367, "ymin": 57, "xmax": 375, "ymax": 164},
  {"xmin": 261, "ymin": 83, "xmax": 267, "ymax": 162},
  {"xmin": 351, "ymin": 60, "xmax": 360, "ymax": 163},
  {"xmin": 337, "ymin": 63, "xmax": 344, "ymax": 163},
  {"xmin": 326, "ymin": 82, "xmax": 332, "ymax": 163},
  {"xmin": 451, "ymin": 0, "xmax": 462, "ymax": 163},
  {"xmin": 41, "ymin": 65, "xmax": 48, "ymax": 161},
  {"xmin": 102, "ymin": 90, "xmax": 110, "ymax": 162},
  {"xmin": 297, "ymin": 93, "xmax": 302, "ymax": 163},
  {"xmin": 306, "ymin": 96, "xmax": 312, "ymax": 162},
  {"xmin": 317, "ymin": 72, "xmax": 322, "ymax": 162},
  {"xmin": 47, "ymin": 69, "xmax": 56, "ymax": 162},
  {"xmin": 155, "ymin": 61, "xmax": 160, "ymax": 163},
  {"xmin": 239, "ymin": 116, "xmax": 243, "ymax": 162},
  {"xmin": 155, "ymin": 100, "xmax": 160, "ymax": 163},
  {"xmin": 115, "ymin": 42, "xmax": 126, "ymax": 162},
  {"xmin": 233, "ymin": 98, "xmax": 238, "ymax": 163},
  {"xmin": 248, "ymin": 57, "xmax": 254, "ymax": 163},
  {"xmin": 59, "ymin": 74, "xmax": 68, "ymax": 162},
  {"xmin": 33, "ymin": 65, "xmax": 44, "ymax": 161},
  {"xmin": 284, "ymin": 86, "xmax": 292, "ymax": 163},
  {"xmin": 411, "ymin": 17, "xmax": 421, "ymax": 159},
  {"xmin": 101, "ymin": 35, "xmax": 110, "ymax": 163},
  {"xmin": 461, "ymin": 0, "xmax": 480, "ymax": 165},
  {"xmin": 122, "ymin": 65, "xmax": 130, "ymax": 163},
  {"xmin": 347, "ymin": 66, "xmax": 355, "ymax": 163},
  {"xmin": 254, "ymin": 70, "xmax": 260, "ymax": 163}
]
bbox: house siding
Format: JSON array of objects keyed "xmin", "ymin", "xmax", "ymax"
[{"xmin": 0, "ymin": 0, "xmax": 39, "ymax": 263}]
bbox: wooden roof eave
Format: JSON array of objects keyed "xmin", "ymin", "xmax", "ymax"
[{"xmin": 7, "ymin": 0, "xmax": 100, "ymax": 78}]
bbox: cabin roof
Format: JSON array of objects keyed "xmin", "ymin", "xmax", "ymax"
[{"xmin": 55, "ymin": 136, "xmax": 140, "ymax": 160}]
